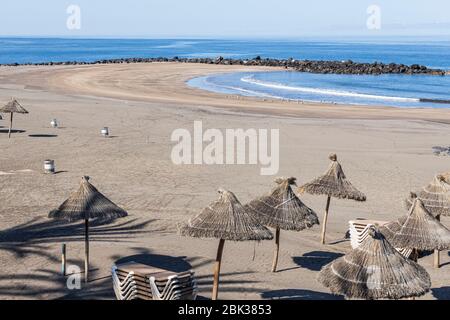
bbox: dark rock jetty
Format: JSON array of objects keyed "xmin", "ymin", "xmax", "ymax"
[{"xmin": 1, "ymin": 56, "xmax": 446, "ymax": 76}]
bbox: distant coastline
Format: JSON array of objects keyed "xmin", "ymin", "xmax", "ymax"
[{"xmin": 1, "ymin": 56, "xmax": 448, "ymax": 76}]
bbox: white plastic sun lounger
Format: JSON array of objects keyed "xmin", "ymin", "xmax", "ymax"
[
  {"xmin": 111, "ymin": 266, "xmax": 139, "ymax": 300},
  {"xmin": 149, "ymin": 273, "xmax": 198, "ymax": 300},
  {"xmin": 349, "ymin": 220, "xmax": 413, "ymax": 258},
  {"xmin": 112, "ymin": 262, "xmax": 197, "ymax": 300}
]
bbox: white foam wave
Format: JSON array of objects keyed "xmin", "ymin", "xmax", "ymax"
[
  {"xmin": 241, "ymin": 76, "xmax": 420, "ymax": 102},
  {"xmin": 155, "ymin": 41, "xmax": 198, "ymax": 49}
]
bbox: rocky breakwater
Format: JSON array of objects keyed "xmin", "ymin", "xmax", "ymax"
[
  {"xmin": 290, "ymin": 59, "xmax": 446, "ymax": 75},
  {"xmin": 1, "ymin": 56, "xmax": 446, "ymax": 76},
  {"xmin": 208, "ymin": 56, "xmax": 446, "ymax": 75}
]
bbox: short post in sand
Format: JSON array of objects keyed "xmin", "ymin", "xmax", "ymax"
[
  {"xmin": 245, "ymin": 177, "xmax": 319, "ymax": 273},
  {"xmin": 61, "ymin": 244, "xmax": 66, "ymax": 276},
  {"xmin": 49, "ymin": 176, "xmax": 128, "ymax": 283},
  {"xmin": 8, "ymin": 112, "xmax": 13, "ymax": 138},
  {"xmin": 299, "ymin": 154, "xmax": 366, "ymax": 245},
  {"xmin": 178, "ymin": 189, "xmax": 273, "ymax": 300}
]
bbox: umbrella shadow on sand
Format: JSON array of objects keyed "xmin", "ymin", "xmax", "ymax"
[
  {"xmin": 28, "ymin": 134, "xmax": 58, "ymax": 138},
  {"xmin": 291, "ymin": 251, "xmax": 344, "ymax": 272},
  {"xmin": 432, "ymin": 287, "xmax": 450, "ymax": 300},
  {"xmin": 0, "ymin": 216, "xmax": 157, "ymax": 261},
  {"xmin": 0, "ymin": 260, "xmax": 88, "ymax": 299},
  {"xmin": 0, "ymin": 259, "xmax": 118, "ymax": 300},
  {"xmin": 0, "ymin": 129, "xmax": 26, "ymax": 134},
  {"xmin": 261, "ymin": 289, "xmax": 343, "ymax": 300},
  {"xmin": 0, "ymin": 220, "xmax": 164, "ymax": 300}
]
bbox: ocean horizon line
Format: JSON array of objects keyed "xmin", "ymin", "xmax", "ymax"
[{"xmin": 1, "ymin": 35, "xmax": 450, "ymax": 42}]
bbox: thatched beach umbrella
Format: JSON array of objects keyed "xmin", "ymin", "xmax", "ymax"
[
  {"xmin": 405, "ymin": 175, "xmax": 450, "ymax": 267},
  {"xmin": 405, "ymin": 174, "xmax": 450, "ymax": 218},
  {"xmin": 245, "ymin": 177, "xmax": 319, "ymax": 272},
  {"xmin": 378, "ymin": 219, "xmax": 404, "ymax": 242},
  {"xmin": 384, "ymin": 194, "xmax": 450, "ymax": 265},
  {"xmin": 299, "ymin": 154, "xmax": 366, "ymax": 244},
  {"xmin": 0, "ymin": 98, "xmax": 29, "ymax": 138},
  {"xmin": 318, "ymin": 226, "xmax": 431, "ymax": 300},
  {"xmin": 178, "ymin": 189, "xmax": 273, "ymax": 300},
  {"xmin": 49, "ymin": 176, "xmax": 128, "ymax": 282}
]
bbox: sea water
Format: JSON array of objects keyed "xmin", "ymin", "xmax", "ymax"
[{"xmin": 1, "ymin": 37, "xmax": 449, "ymax": 107}]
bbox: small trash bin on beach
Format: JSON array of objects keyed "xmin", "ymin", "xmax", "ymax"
[
  {"xmin": 101, "ymin": 127, "xmax": 109, "ymax": 137},
  {"xmin": 44, "ymin": 160, "xmax": 55, "ymax": 174}
]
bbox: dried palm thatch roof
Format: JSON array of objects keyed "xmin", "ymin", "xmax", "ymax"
[
  {"xmin": 178, "ymin": 189, "xmax": 273, "ymax": 241},
  {"xmin": 245, "ymin": 177, "xmax": 319, "ymax": 231},
  {"xmin": 298, "ymin": 154, "xmax": 366, "ymax": 201},
  {"xmin": 318, "ymin": 226, "xmax": 431, "ymax": 300},
  {"xmin": 378, "ymin": 218, "xmax": 405, "ymax": 242},
  {"xmin": 49, "ymin": 176, "xmax": 128, "ymax": 222},
  {"xmin": 405, "ymin": 174, "xmax": 450, "ymax": 217},
  {"xmin": 0, "ymin": 98, "xmax": 29, "ymax": 114},
  {"xmin": 387, "ymin": 195, "xmax": 450, "ymax": 251}
]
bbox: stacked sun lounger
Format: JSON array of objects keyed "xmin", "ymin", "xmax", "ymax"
[
  {"xmin": 349, "ymin": 219, "xmax": 413, "ymax": 258},
  {"xmin": 349, "ymin": 219, "xmax": 389, "ymax": 249},
  {"xmin": 149, "ymin": 271, "xmax": 198, "ymax": 300},
  {"xmin": 112, "ymin": 262, "xmax": 198, "ymax": 300}
]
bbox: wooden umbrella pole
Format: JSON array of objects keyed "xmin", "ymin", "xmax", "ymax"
[
  {"xmin": 409, "ymin": 248, "xmax": 419, "ymax": 301},
  {"xmin": 271, "ymin": 228, "xmax": 281, "ymax": 272},
  {"xmin": 8, "ymin": 112, "xmax": 13, "ymax": 138},
  {"xmin": 412, "ymin": 248, "xmax": 419, "ymax": 263},
  {"xmin": 212, "ymin": 239, "xmax": 225, "ymax": 300},
  {"xmin": 321, "ymin": 196, "xmax": 331, "ymax": 245},
  {"xmin": 434, "ymin": 215, "xmax": 441, "ymax": 268},
  {"xmin": 84, "ymin": 218, "xmax": 89, "ymax": 283}
]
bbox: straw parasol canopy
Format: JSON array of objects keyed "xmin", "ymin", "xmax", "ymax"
[
  {"xmin": 0, "ymin": 98, "xmax": 29, "ymax": 138},
  {"xmin": 299, "ymin": 154, "xmax": 366, "ymax": 244},
  {"xmin": 178, "ymin": 189, "xmax": 273, "ymax": 300},
  {"xmin": 384, "ymin": 194, "xmax": 450, "ymax": 253},
  {"xmin": 49, "ymin": 176, "xmax": 128, "ymax": 282},
  {"xmin": 405, "ymin": 174, "xmax": 450, "ymax": 218},
  {"xmin": 245, "ymin": 177, "xmax": 319, "ymax": 272},
  {"xmin": 378, "ymin": 218, "xmax": 405, "ymax": 242},
  {"xmin": 404, "ymin": 175, "xmax": 450, "ymax": 268},
  {"xmin": 178, "ymin": 189, "xmax": 273, "ymax": 241},
  {"xmin": 318, "ymin": 226, "xmax": 431, "ymax": 300}
]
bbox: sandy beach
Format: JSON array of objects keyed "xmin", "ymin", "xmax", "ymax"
[{"xmin": 0, "ymin": 62, "xmax": 449, "ymax": 300}]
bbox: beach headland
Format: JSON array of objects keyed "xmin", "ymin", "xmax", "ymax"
[{"xmin": 0, "ymin": 62, "xmax": 449, "ymax": 300}]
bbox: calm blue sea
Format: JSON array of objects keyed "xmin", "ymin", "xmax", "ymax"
[{"xmin": 1, "ymin": 37, "xmax": 449, "ymax": 107}]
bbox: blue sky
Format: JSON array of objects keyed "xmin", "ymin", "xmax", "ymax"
[{"xmin": 0, "ymin": 0, "xmax": 449, "ymax": 38}]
